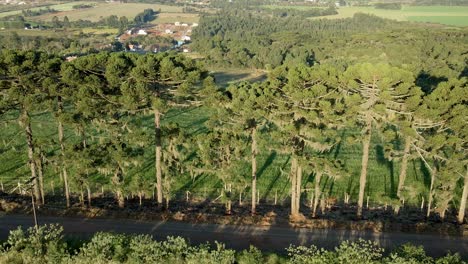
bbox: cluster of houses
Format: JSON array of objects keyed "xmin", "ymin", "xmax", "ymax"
[{"xmin": 116, "ymin": 22, "xmax": 198, "ymax": 53}]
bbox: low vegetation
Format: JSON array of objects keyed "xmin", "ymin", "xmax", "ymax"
[{"xmin": 0, "ymin": 224, "xmax": 465, "ymax": 264}]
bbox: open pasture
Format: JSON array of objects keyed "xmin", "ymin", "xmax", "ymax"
[
  {"xmin": 0, "ymin": 2, "xmax": 184, "ymax": 22},
  {"xmin": 306, "ymin": 5, "xmax": 468, "ymax": 26},
  {"xmin": 33, "ymin": 3, "xmax": 183, "ymax": 22},
  {"xmin": 0, "ymin": 1, "xmax": 95, "ymax": 18},
  {"xmin": 154, "ymin": 13, "xmax": 199, "ymax": 24}
]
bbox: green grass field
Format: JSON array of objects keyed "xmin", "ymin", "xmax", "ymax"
[
  {"xmin": 0, "ymin": 1, "xmax": 95, "ymax": 18},
  {"xmin": 0, "ymin": 97, "xmax": 434, "ymax": 207},
  {"xmin": 154, "ymin": 13, "xmax": 199, "ymax": 24},
  {"xmin": 304, "ymin": 6, "xmax": 468, "ymax": 27},
  {"xmin": 33, "ymin": 3, "xmax": 183, "ymax": 22},
  {"xmin": 0, "ymin": 2, "xmax": 184, "ymax": 22}
]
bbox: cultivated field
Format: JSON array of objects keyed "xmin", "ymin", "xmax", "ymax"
[
  {"xmin": 154, "ymin": 13, "xmax": 199, "ymax": 24},
  {"xmin": 33, "ymin": 2, "xmax": 183, "ymax": 22},
  {"xmin": 308, "ymin": 6, "xmax": 468, "ymax": 26},
  {"xmin": 0, "ymin": 1, "xmax": 96, "ymax": 18},
  {"xmin": 0, "ymin": 2, "xmax": 186, "ymax": 21}
]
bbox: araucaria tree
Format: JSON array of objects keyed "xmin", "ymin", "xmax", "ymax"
[
  {"xmin": 125, "ymin": 53, "xmax": 205, "ymax": 207},
  {"xmin": 266, "ymin": 65, "xmax": 345, "ymax": 218},
  {"xmin": 0, "ymin": 50, "xmax": 60, "ymax": 205},
  {"xmin": 416, "ymin": 77, "xmax": 467, "ymax": 221},
  {"xmin": 208, "ymin": 81, "xmax": 269, "ymax": 215},
  {"xmin": 341, "ymin": 63, "xmax": 421, "ymax": 218}
]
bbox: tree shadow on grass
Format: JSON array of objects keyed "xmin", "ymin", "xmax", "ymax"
[
  {"xmin": 375, "ymin": 145, "xmax": 396, "ymax": 199},
  {"xmin": 419, "ymin": 159, "xmax": 432, "ymax": 188},
  {"xmin": 257, "ymin": 151, "xmax": 276, "ymax": 181},
  {"xmin": 262, "ymin": 153, "xmax": 288, "ymax": 200}
]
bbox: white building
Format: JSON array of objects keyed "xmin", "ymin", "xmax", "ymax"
[{"xmin": 137, "ymin": 29, "xmax": 148, "ymax": 35}]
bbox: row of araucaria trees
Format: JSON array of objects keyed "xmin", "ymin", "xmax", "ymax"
[{"xmin": 0, "ymin": 50, "xmax": 466, "ymax": 223}]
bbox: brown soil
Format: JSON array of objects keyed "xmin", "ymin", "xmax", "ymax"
[{"xmin": 1, "ymin": 191, "xmax": 467, "ymax": 237}]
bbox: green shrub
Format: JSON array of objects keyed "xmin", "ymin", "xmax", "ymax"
[
  {"xmin": 0, "ymin": 224, "xmax": 67, "ymax": 264},
  {"xmin": 237, "ymin": 245, "xmax": 264, "ymax": 264}
]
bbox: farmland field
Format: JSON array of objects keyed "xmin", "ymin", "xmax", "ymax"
[
  {"xmin": 307, "ymin": 6, "xmax": 468, "ymax": 26},
  {"xmin": 33, "ymin": 3, "xmax": 183, "ymax": 22},
  {"xmin": 0, "ymin": 2, "xmax": 185, "ymax": 22},
  {"xmin": 0, "ymin": 1, "xmax": 96, "ymax": 18},
  {"xmin": 154, "ymin": 13, "xmax": 199, "ymax": 24}
]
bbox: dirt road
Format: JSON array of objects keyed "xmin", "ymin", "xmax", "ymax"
[{"xmin": 0, "ymin": 213, "xmax": 466, "ymax": 258}]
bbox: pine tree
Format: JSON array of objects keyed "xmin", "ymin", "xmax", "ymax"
[
  {"xmin": 265, "ymin": 64, "xmax": 345, "ymax": 218},
  {"xmin": 341, "ymin": 63, "xmax": 421, "ymax": 218},
  {"xmin": 125, "ymin": 53, "xmax": 205, "ymax": 207},
  {"xmin": 207, "ymin": 81, "xmax": 269, "ymax": 215},
  {"xmin": 416, "ymin": 77, "xmax": 467, "ymax": 220},
  {"xmin": 0, "ymin": 50, "xmax": 56, "ymax": 205}
]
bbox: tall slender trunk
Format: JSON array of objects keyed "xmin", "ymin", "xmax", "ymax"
[
  {"xmin": 113, "ymin": 167, "xmax": 125, "ymax": 208},
  {"xmin": 251, "ymin": 127, "xmax": 257, "ymax": 215},
  {"xmin": 37, "ymin": 152, "xmax": 45, "ymax": 204},
  {"xmin": 22, "ymin": 109, "xmax": 41, "ymax": 205},
  {"xmin": 86, "ymin": 184, "xmax": 92, "ymax": 207},
  {"xmin": 139, "ymin": 191, "xmax": 143, "ymax": 207},
  {"xmin": 154, "ymin": 109, "xmax": 163, "ymax": 205},
  {"xmin": 295, "ymin": 163, "xmax": 302, "ymax": 215},
  {"xmin": 57, "ymin": 96, "xmax": 70, "ymax": 208},
  {"xmin": 312, "ymin": 172, "xmax": 322, "ymax": 218},
  {"xmin": 80, "ymin": 186, "xmax": 84, "ymax": 207},
  {"xmin": 427, "ymin": 167, "xmax": 436, "ymax": 218},
  {"xmin": 357, "ymin": 116, "xmax": 372, "ymax": 218},
  {"xmin": 290, "ymin": 157, "xmax": 298, "ymax": 216},
  {"xmin": 62, "ymin": 168, "xmax": 70, "ymax": 208},
  {"xmin": 457, "ymin": 168, "xmax": 468, "ymax": 224},
  {"xmin": 397, "ymin": 136, "xmax": 411, "ymax": 199},
  {"xmin": 80, "ymin": 126, "xmax": 87, "ymax": 149}
]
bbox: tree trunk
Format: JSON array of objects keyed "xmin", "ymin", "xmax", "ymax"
[
  {"xmin": 397, "ymin": 136, "xmax": 411, "ymax": 199},
  {"xmin": 457, "ymin": 168, "xmax": 468, "ymax": 224},
  {"xmin": 80, "ymin": 187, "xmax": 84, "ymax": 207},
  {"xmin": 251, "ymin": 127, "xmax": 257, "ymax": 215},
  {"xmin": 154, "ymin": 109, "xmax": 163, "ymax": 205},
  {"xmin": 113, "ymin": 167, "xmax": 124, "ymax": 208},
  {"xmin": 63, "ymin": 168, "xmax": 70, "ymax": 208},
  {"xmin": 22, "ymin": 109, "xmax": 41, "ymax": 205},
  {"xmin": 290, "ymin": 157, "xmax": 298, "ymax": 216},
  {"xmin": 357, "ymin": 116, "xmax": 372, "ymax": 218},
  {"xmin": 57, "ymin": 97, "xmax": 70, "ymax": 208},
  {"xmin": 139, "ymin": 191, "xmax": 143, "ymax": 207},
  {"xmin": 87, "ymin": 185, "xmax": 92, "ymax": 207},
  {"xmin": 427, "ymin": 167, "xmax": 436, "ymax": 218},
  {"xmin": 226, "ymin": 199, "xmax": 232, "ymax": 215},
  {"xmin": 116, "ymin": 189, "xmax": 125, "ymax": 208},
  {"xmin": 312, "ymin": 172, "xmax": 322, "ymax": 218},
  {"xmin": 37, "ymin": 152, "xmax": 45, "ymax": 205},
  {"xmin": 295, "ymin": 164, "xmax": 302, "ymax": 215}
]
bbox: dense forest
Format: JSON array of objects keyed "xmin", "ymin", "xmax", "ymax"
[
  {"xmin": 192, "ymin": 13, "xmax": 401, "ymax": 69},
  {"xmin": 1, "ymin": 224, "xmax": 465, "ymax": 263}
]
